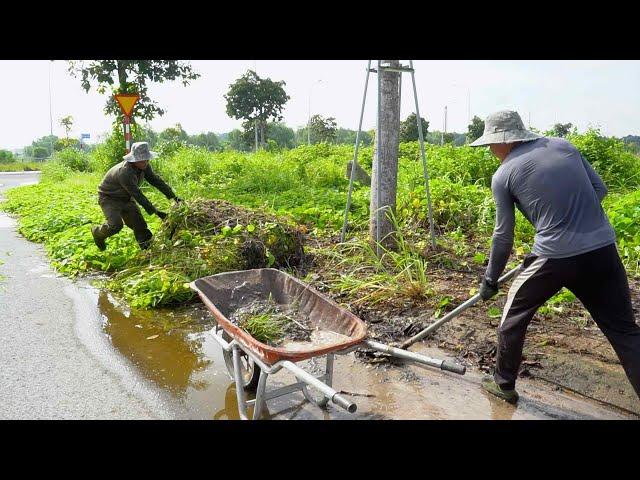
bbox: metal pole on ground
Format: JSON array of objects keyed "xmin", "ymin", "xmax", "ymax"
[
  {"xmin": 340, "ymin": 60, "xmax": 372, "ymax": 243},
  {"xmin": 409, "ymin": 60, "xmax": 437, "ymax": 249}
]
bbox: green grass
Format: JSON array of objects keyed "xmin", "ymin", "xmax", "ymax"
[
  {"xmin": 240, "ymin": 310, "xmax": 286, "ymax": 344},
  {"xmin": 2, "ymin": 132, "xmax": 638, "ymax": 316},
  {"xmin": 0, "ymin": 162, "xmax": 41, "ymax": 172}
]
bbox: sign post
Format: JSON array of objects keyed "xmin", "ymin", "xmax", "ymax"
[{"xmin": 113, "ymin": 93, "xmax": 140, "ymax": 153}]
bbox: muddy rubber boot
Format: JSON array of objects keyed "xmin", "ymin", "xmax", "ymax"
[
  {"xmin": 481, "ymin": 376, "xmax": 519, "ymax": 404},
  {"xmin": 91, "ymin": 226, "xmax": 107, "ymax": 251},
  {"xmin": 138, "ymin": 236, "xmax": 153, "ymax": 251}
]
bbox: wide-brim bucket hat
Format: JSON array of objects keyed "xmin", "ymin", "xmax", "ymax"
[
  {"xmin": 470, "ymin": 110, "xmax": 542, "ymax": 147},
  {"xmin": 123, "ymin": 141, "xmax": 158, "ymax": 162}
]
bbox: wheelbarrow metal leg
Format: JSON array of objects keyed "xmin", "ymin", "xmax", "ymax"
[
  {"xmin": 252, "ymin": 369, "xmax": 269, "ymax": 420},
  {"xmin": 325, "ymin": 353, "xmax": 334, "ymax": 388},
  {"xmin": 301, "ymin": 353, "xmax": 335, "ymax": 408},
  {"xmin": 232, "ymin": 345, "xmax": 249, "ymax": 420}
]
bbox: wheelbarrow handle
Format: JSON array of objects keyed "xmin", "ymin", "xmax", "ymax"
[
  {"xmin": 331, "ymin": 394, "xmax": 357, "ymax": 413},
  {"xmin": 441, "ymin": 360, "xmax": 466, "ymax": 375}
]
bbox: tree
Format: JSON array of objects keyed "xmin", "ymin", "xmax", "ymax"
[
  {"xmin": 265, "ymin": 122, "xmax": 296, "ymax": 149},
  {"xmin": 24, "ymin": 135, "xmax": 58, "ymax": 158},
  {"xmin": 224, "ymin": 70, "xmax": 290, "ymax": 150},
  {"xmin": 224, "ymin": 129, "xmax": 252, "ymax": 152},
  {"xmin": 32, "ymin": 146, "xmax": 49, "ymax": 161},
  {"xmin": 67, "ymin": 61, "xmax": 200, "ymax": 122},
  {"xmin": 308, "ymin": 114, "xmax": 337, "ymax": 144},
  {"xmin": 59, "ymin": 115, "xmax": 73, "ymax": 138},
  {"xmin": 399, "ymin": 113, "xmax": 429, "ymax": 143},
  {"xmin": 158, "ymin": 123, "xmax": 189, "ymax": 144},
  {"xmin": 188, "ymin": 132, "xmax": 221, "ymax": 151},
  {"xmin": 467, "ymin": 115, "xmax": 485, "ymax": 143},
  {"xmin": 335, "ymin": 128, "xmax": 373, "ymax": 146},
  {"xmin": 549, "ymin": 122, "xmax": 573, "ymax": 138},
  {"xmin": 137, "ymin": 123, "xmax": 158, "ymax": 148},
  {"xmin": 0, "ymin": 149, "xmax": 14, "ymax": 164},
  {"xmin": 54, "ymin": 138, "xmax": 80, "ymax": 151},
  {"xmin": 622, "ymin": 135, "xmax": 640, "ymax": 154}
]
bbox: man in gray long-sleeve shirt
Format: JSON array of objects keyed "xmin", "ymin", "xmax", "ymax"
[
  {"xmin": 470, "ymin": 110, "xmax": 640, "ymax": 404},
  {"xmin": 91, "ymin": 141, "xmax": 181, "ymax": 251}
]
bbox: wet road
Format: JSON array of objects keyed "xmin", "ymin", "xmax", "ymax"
[
  {"xmin": 0, "ymin": 172, "xmax": 176, "ymax": 419},
  {"xmin": 0, "ymin": 172, "xmax": 636, "ymax": 420}
]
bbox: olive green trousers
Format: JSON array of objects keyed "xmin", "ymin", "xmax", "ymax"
[{"xmin": 94, "ymin": 195, "xmax": 153, "ymax": 249}]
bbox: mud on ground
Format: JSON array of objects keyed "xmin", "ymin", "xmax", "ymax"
[{"xmin": 304, "ymin": 236, "xmax": 640, "ymax": 416}]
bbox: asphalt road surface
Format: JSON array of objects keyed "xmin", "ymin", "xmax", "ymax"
[{"xmin": 0, "ymin": 172, "xmax": 178, "ymax": 419}]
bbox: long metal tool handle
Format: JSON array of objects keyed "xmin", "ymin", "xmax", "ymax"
[
  {"xmin": 365, "ymin": 340, "xmax": 466, "ymax": 375},
  {"xmin": 399, "ymin": 266, "xmax": 522, "ymax": 350},
  {"xmin": 281, "ymin": 360, "xmax": 357, "ymax": 413}
]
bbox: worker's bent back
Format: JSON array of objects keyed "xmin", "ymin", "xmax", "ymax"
[{"xmin": 492, "ymin": 137, "xmax": 616, "ymax": 260}]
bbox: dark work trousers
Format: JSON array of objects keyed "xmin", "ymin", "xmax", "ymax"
[
  {"xmin": 495, "ymin": 243, "xmax": 640, "ymax": 398},
  {"xmin": 95, "ymin": 194, "xmax": 153, "ymax": 249}
]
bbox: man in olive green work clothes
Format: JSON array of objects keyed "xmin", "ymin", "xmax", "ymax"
[{"xmin": 91, "ymin": 141, "xmax": 181, "ymax": 251}]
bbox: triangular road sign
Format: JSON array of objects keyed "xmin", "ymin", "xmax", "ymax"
[{"xmin": 114, "ymin": 93, "xmax": 140, "ymax": 117}]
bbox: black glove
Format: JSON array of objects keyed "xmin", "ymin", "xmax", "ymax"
[
  {"xmin": 155, "ymin": 210, "xmax": 168, "ymax": 220},
  {"xmin": 479, "ymin": 277, "xmax": 499, "ymax": 301}
]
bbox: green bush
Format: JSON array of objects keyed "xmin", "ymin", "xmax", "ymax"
[
  {"xmin": 568, "ymin": 129, "xmax": 640, "ymax": 190},
  {"xmin": 53, "ymin": 148, "xmax": 90, "ymax": 172},
  {"xmin": 0, "ymin": 149, "xmax": 15, "ymax": 164}
]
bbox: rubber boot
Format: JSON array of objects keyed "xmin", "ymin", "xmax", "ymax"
[
  {"xmin": 481, "ymin": 375, "xmax": 519, "ymax": 404},
  {"xmin": 91, "ymin": 226, "xmax": 107, "ymax": 251}
]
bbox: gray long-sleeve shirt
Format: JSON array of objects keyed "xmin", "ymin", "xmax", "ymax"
[
  {"xmin": 485, "ymin": 137, "xmax": 616, "ymax": 283},
  {"xmin": 97, "ymin": 160, "xmax": 176, "ymax": 215}
]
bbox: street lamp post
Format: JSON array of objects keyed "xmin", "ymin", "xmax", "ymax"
[
  {"xmin": 48, "ymin": 60, "xmax": 54, "ymax": 160},
  {"xmin": 307, "ymin": 79, "xmax": 323, "ymax": 145}
]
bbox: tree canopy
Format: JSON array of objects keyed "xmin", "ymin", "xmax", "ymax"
[
  {"xmin": 399, "ymin": 113, "xmax": 429, "ymax": 143},
  {"xmin": 224, "ymin": 70, "xmax": 290, "ymax": 149},
  {"xmin": 548, "ymin": 122, "xmax": 574, "ymax": 138},
  {"xmin": 308, "ymin": 114, "xmax": 337, "ymax": 143},
  {"xmin": 67, "ymin": 60, "xmax": 200, "ymax": 122},
  {"xmin": 467, "ymin": 115, "xmax": 485, "ymax": 142}
]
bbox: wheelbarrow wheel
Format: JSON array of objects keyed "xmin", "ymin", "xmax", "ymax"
[{"xmin": 221, "ymin": 331, "xmax": 261, "ymax": 392}]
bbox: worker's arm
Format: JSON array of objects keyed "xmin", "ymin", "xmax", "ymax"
[
  {"xmin": 118, "ymin": 169, "xmax": 157, "ymax": 215},
  {"xmin": 580, "ymin": 154, "xmax": 608, "ymax": 202},
  {"xmin": 485, "ymin": 176, "xmax": 516, "ymax": 285},
  {"xmin": 144, "ymin": 164, "xmax": 177, "ymax": 200}
]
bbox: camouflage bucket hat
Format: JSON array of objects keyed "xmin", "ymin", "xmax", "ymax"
[
  {"xmin": 123, "ymin": 142, "xmax": 158, "ymax": 162},
  {"xmin": 469, "ymin": 110, "xmax": 541, "ymax": 147}
]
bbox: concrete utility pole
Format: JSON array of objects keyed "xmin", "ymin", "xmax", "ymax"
[{"xmin": 369, "ymin": 60, "xmax": 401, "ymax": 252}]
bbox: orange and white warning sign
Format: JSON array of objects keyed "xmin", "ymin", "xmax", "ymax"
[{"xmin": 114, "ymin": 93, "xmax": 140, "ymax": 117}]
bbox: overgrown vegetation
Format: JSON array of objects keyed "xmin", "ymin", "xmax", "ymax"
[{"xmin": 2, "ymin": 128, "xmax": 639, "ymax": 318}]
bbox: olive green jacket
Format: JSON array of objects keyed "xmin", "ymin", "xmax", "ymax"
[{"xmin": 97, "ymin": 160, "xmax": 176, "ymax": 214}]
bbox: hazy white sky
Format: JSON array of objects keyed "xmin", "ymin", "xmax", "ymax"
[{"xmin": 1, "ymin": 60, "xmax": 639, "ymax": 150}]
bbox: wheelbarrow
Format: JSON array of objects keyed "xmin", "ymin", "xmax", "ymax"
[{"xmin": 190, "ymin": 268, "xmax": 466, "ymax": 420}]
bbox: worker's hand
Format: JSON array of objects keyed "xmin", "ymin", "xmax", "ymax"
[
  {"xmin": 155, "ymin": 210, "xmax": 168, "ymax": 220},
  {"xmin": 479, "ymin": 278, "xmax": 499, "ymax": 301}
]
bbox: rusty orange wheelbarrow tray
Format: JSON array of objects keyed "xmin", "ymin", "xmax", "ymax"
[{"xmin": 190, "ymin": 268, "xmax": 466, "ymax": 420}]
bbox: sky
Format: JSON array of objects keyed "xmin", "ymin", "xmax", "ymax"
[{"xmin": 1, "ymin": 60, "xmax": 639, "ymax": 150}]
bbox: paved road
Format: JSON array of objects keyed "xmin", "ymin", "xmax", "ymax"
[{"xmin": 0, "ymin": 172, "xmax": 177, "ymax": 419}]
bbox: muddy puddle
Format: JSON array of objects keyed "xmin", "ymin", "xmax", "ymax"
[{"xmin": 88, "ymin": 284, "xmax": 636, "ymax": 420}]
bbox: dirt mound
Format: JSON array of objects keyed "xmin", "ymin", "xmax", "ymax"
[{"xmin": 160, "ymin": 199, "xmax": 306, "ymax": 270}]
